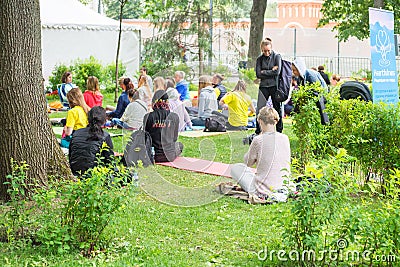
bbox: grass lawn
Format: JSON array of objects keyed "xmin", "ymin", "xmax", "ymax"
[{"xmin": 0, "ymin": 91, "xmax": 299, "ymax": 266}]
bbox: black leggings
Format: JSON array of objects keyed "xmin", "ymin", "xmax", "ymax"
[{"xmin": 255, "ymin": 86, "xmax": 283, "ymax": 134}]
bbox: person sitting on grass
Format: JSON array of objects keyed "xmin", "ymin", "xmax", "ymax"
[
  {"xmin": 112, "ymin": 89, "xmax": 147, "ymax": 130},
  {"xmin": 217, "ymin": 80, "xmax": 255, "ymax": 131},
  {"xmin": 69, "ymin": 106, "xmax": 114, "ymax": 176},
  {"xmin": 106, "ymin": 77, "xmax": 132, "ymax": 119},
  {"xmin": 61, "ymin": 88, "xmax": 90, "ymax": 148},
  {"xmin": 143, "ymin": 90, "xmax": 183, "ymax": 163},
  {"xmin": 137, "ymin": 74, "xmax": 153, "ymax": 110},
  {"xmin": 230, "ymin": 107, "xmax": 293, "ymax": 202},
  {"xmin": 191, "ymin": 75, "xmax": 218, "ymax": 126},
  {"xmin": 58, "ymin": 71, "xmax": 76, "ymax": 108},
  {"xmin": 83, "ymin": 76, "xmax": 103, "ymax": 108},
  {"xmin": 166, "ymin": 87, "xmax": 192, "ymax": 132}
]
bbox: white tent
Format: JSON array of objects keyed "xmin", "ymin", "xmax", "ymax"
[{"xmin": 40, "ymin": 0, "xmax": 141, "ymax": 80}]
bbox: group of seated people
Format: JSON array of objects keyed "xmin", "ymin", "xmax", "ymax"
[{"xmin": 56, "ymin": 68, "xmax": 295, "ymax": 203}]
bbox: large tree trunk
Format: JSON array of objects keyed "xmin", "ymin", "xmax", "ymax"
[
  {"xmin": 374, "ymin": 0, "xmax": 384, "ymax": 8},
  {"xmin": 115, "ymin": 0, "xmax": 127, "ymax": 103},
  {"xmin": 248, "ymin": 0, "xmax": 268, "ymax": 69},
  {"xmin": 0, "ymin": 0, "xmax": 72, "ymax": 201}
]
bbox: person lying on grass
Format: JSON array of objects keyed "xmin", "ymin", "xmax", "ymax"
[
  {"xmin": 230, "ymin": 106, "xmax": 294, "ymax": 202},
  {"xmin": 69, "ymin": 106, "xmax": 114, "ymax": 176}
]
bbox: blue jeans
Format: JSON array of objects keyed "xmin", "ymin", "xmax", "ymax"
[
  {"xmin": 191, "ymin": 117, "xmax": 206, "ymax": 126},
  {"xmin": 111, "ymin": 118, "xmax": 130, "ymax": 129}
]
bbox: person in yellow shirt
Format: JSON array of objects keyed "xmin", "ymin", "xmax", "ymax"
[
  {"xmin": 61, "ymin": 88, "xmax": 90, "ymax": 148},
  {"xmin": 219, "ymin": 80, "xmax": 256, "ymax": 130}
]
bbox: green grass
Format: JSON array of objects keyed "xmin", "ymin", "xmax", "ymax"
[{"xmin": 0, "ymin": 92, "xmax": 299, "ymax": 266}]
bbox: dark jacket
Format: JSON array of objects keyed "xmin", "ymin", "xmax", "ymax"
[
  {"xmin": 143, "ymin": 109, "xmax": 181, "ymax": 162},
  {"xmin": 69, "ymin": 127, "xmax": 114, "ymax": 176},
  {"xmin": 318, "ymin": 71, "xmax": 331, "ymax": 86},
  {"xmin": 108, "ymin": 91, "xmax": 130, "ymax": 119},
  {"xmin": 215, "ymin": 83, "xmax": 227, "ymax": 101},
  {"xmin": 255, "ymin": 51, "xmax": 282, "ymax": 88}
]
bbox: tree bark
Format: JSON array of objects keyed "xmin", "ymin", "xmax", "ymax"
[
  {"xmin": 115, "ymin": 0, "xmax": 127, "ymax": 103},
  {"xmin": 248, "ymin": 0, "xmax": 267, "ymax": 69},
  {"xmin": 0, "ymin": 0, "xmax": 72, "ymax": 201},
  {"xmin": 373, "ymin": 0, "xmax": 384, "ymax": 8}
]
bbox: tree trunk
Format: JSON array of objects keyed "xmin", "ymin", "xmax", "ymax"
[
  {"xmin": 0, "ymin": 0, "xmax": 72, "ymax": 201},
  {"xmin": 373, "ymin": 0, "xmax": 384, "ymax": 8},
  {"xmin": 198, "ymin": 6, "xmax": 204, "ymax": 76},
  {"xmin": 115, "ymin": 0, "xmax": 126, "ymax": 103},
  {"xmin": 248, "ymin": 0, "xmax": 268, "ymax": 69}
]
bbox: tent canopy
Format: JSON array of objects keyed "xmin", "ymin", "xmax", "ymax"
[{"xmin": 40, "ymin": 0, "xmax": 140, "ymax": 81}]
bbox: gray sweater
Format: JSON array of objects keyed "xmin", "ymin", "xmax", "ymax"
[{"xmin": 198, "ymin": 86, "xmax": 218, "ymax": 119}]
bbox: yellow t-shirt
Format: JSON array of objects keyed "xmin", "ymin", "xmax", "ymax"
[
  {"xmin": 223, "ymin": 91, "xmax": 252, "ymax": 127},
  {"xmin": 66, "ymin": 106, "xmax": 88, "ymax": 131}
]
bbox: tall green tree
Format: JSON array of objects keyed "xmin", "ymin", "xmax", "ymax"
[
  {"xmin": 0, "ymin": 0, "xmax": 72, "ymax": 200},
  {"xmin": 102, "ymin": 0, "xmax": 145, "ymax": 19},
  {"xmin": 318, "ymin": 0, "xmax": 399, "ymax": 41},
  {"xmin": 141, "ymin": 0, "xmax": 246, "ymax": 73},
  {"xmin": 247, "ymin": 0, "xmax": 267, "ymax": 69}
]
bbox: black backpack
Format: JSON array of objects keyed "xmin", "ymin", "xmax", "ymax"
[
  {"xmin": 276, "ymin": 59, "xmax": 292, "ymax": 102},
  {"xmin": 204, "ymin": 115, "xmax": 226, "ymax": 132},
  {"xmin": 124, "ymin": 128, "xmax": 154, "ymax": 167}
]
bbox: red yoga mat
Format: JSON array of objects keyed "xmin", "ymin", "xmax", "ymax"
[{"xmin": 156, "ymin": 157, "xmax": 233, "ymax": 178}]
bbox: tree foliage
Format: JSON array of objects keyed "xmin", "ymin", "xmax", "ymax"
[
  {"xmin": 141, "ymin": 0, "xmax": 246, "ymax": 71},
  {"xmin": 102, "ymin": 0, "xmax": 145, "ymax": 19},
  {"xmin": 318, "ymin": 0, "xmax": 400, "ymax": 41}
]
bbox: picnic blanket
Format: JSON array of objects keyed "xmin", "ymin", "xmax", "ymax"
[{"xmin": 215, "ymin": 182, "xmax": 274, "ymax": 204}]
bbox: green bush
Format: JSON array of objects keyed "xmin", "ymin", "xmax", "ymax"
[
  {"xmin": 239, "ymin": 68, "xmax": 256, "ymax": 83},
  {"xmin": 292, "ymin": 84, "xmax": 400, "ymax": 191},
  {"xmin": 2, "ymin": 159, "xmax": 34, "ymax": 243},
  {"xmin": 291, "ymin": 84, "xmax": 331, "ymax": 166},
  {"xmin": 34, "ymin": 163, "xmax": 133, "ymax": 255},
  {"xmin": 48, "ymin": 64, "xmax": 69, "ymax": 92},
  {"xmin": 48, "ymin": 56, "xmax": 126, "ymax": 93}
]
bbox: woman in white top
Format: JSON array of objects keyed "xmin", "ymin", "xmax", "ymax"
[
  {"xmin": 230, "ymin": 107, "xmax": 293, "ymax": 201},
  {"xmin": 112, "ymin": 89, "xmax": 148, "ymax": 129}
]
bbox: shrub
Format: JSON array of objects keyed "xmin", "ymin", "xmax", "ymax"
[
  {"xmin": 47, "ymin": 56, "xmax": 126, "ymax": 93},
  {"xmin": 239, "ymin": 68, "xmax": 256, "ymax": 83},
  {"xmin": 34, "ymin": 163, "xmax": 134, "ymax": 255},
  {"xmin": 291, "ymin": 84, "xmax": 331, "ymax": 166},
  {"xmin": 292, "ymin": 83, "xmax": 400, "ymax": 192},
  {"xmin": 1, "ymin": 159, "xmax": 34, "ymax": 243}
]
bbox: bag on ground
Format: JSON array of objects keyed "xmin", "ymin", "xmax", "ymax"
[
  {"xmin": 276, "ymin": 59, "xmax": 292, "ymax": 102},
  {"xmin": 204, "ymin": 115, "xmax": 226, "ymax": 132},
  {"xmin": 124, "ymin": 128, "xmax": 154, "ymax": 167}
]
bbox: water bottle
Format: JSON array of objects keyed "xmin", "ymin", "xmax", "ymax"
[{"xmin": 133, "ymin": 172, "xmax": 139, "ymax": 187}]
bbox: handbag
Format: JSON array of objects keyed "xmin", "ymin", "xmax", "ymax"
[{"xmin": 204, "ymin": 115, "xmax": 226, "ymax": 132}]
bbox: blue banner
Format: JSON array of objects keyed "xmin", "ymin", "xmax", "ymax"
[{"xmin": 369, "ymin": 8, "xmax": 399, "ymax": 104}]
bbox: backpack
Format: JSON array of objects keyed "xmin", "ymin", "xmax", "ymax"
[
  {"xmin": 123, "ymin": 128, "xmax": 154, "ymax": 167},
  {"xmin": 204, "ymin": 115, "xmax": 226, "ymax": 132},
  {"xmin": 275, "ymin": 59, "xmax": 292, "ymax": 102}
]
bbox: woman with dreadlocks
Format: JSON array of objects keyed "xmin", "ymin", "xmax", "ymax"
[
  {"xmin": 69, "ymin": 106, "xmax": 114, "ymax": 176},
  {"xmin": 143, "ymin": 90, "xmax": 183, "ymax": 163}
]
